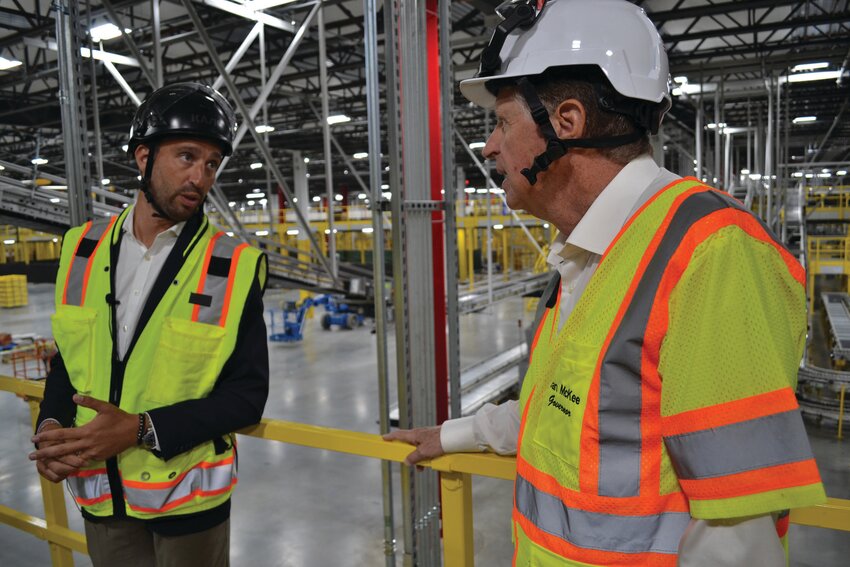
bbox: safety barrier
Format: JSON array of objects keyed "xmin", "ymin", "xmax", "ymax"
[{"xmin": 2, "ymin": 374, "xmax": 850, "ymax": 567}]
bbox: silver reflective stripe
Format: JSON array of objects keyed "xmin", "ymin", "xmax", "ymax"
[
  {"xmin": 598, "ymin": 190, "xmax": 728, "ymax": 496},
  {"xmin": 67, "ymin": 471, "xmax": 111, "ymax": 504},
  {"xmin": 124, "ymin": 460, "xmax": 235, "ymax": 513},
  {"xmin": 194, "ymin": 235, "xmax": 241, "ymax": 326},
  {"xmin": 64, "ymin": 220, "xmax": 113, "ymax": 307},
  {"xmin": 515, "ymin": 474, "xmax": 690, "ymax": 555},
  {"xmin": 665, "ymin": 410, "xmax": 814, "ymax": 480}
]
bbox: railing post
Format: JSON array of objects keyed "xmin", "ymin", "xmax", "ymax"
[
  {"xmin": 838, "ymin": 384, "xmax": 846, "ymax": 440},
  {"xmin": 27, "ymin": 399, "xmax": 76, "ymax": 567},
  {"xmin": 440, "ymin": 471, "xmax": 474, "ymax": 567}
]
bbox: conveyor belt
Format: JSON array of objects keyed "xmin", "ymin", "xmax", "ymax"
[
  {"xmin": 797, "ymin": 363, "xmax": 850, "ymax": 425},
  {"xmin": 457, "ymin": 272, "xmax": 550, "ymax": 314},
  {"xmin": 390, "ymin": 343, "xmax": 527, "ymax": 424},
  {"xmin": 821, "ymin": 292, "xmax": 850, "ymax": 358}
]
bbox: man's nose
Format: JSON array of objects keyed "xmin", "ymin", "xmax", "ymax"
[{"xmin": 482, "ymin": 129, "xmax": 498, "ymax": 161}]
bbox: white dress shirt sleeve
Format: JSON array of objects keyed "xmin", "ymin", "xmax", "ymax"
[
  {"xmin": 677, "ymin": 515, "xmax": 786, "ymax": 567},
  {"xmin": 440, "ymin": 400, "xmax": 521, "ymax": 455}
]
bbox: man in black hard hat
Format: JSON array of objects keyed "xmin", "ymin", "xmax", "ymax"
[{"xmin": 31, "ymin": 83, "xmax": 269, "ymax": 566}]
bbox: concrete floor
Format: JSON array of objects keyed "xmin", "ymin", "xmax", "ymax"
[{"xmin": 0, "ymin": 283, "xmax": 848, "ymax": 566}]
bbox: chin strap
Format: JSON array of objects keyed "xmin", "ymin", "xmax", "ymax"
[
  {"xmin": 139, "ymin": 144, "xmax": 175, "ymax": 222},
  {"xmin": 516, "ymin": 78, "xmax": 645, "ymax": 185}
]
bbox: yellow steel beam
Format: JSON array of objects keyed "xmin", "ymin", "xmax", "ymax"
[
  {"xmin": 0, "ymin": 504, "xmax": 87, "ymax": 555},
  {"xmin": 441, "ymin": 472, "xmax": 474, "ymax": 567},
  {"xmin": 791, "ymin": 498, "xmax": 850, "ymax": 531},
  {"xmin": 3, "ymin": 375, "xmax": 850, "ymax": 540}
]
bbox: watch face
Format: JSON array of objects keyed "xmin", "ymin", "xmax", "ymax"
[{"xmin": 142, "ymin": 430, "xmax": 156, "ymax": 449}]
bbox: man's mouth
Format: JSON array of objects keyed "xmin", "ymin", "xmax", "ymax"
[{"xmin": 178, "ymin": 192, "xmax": 201, "ymax": 206}]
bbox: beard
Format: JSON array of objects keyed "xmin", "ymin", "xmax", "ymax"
[{"xmin": 148, "ymin": 183, "xmax": 204, "ymax": 222}]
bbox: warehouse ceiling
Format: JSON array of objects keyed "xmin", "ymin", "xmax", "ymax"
[{"xmin": 0, "ymin": 0, "xmax": 847, "ymax": 209}]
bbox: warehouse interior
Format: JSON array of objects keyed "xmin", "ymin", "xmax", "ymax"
[{"xmin": 0, "ymin": 0, "xmax": 849, "ymax": 565}]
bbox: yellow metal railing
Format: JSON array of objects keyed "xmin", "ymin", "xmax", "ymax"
[{"xmin": 2, "ymin": 375, "xmax": 850, "ymax": 567}]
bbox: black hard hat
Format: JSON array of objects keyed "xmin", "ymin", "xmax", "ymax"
[{"xmin": 128, "ymin": 83, "xmax": 237, "ymax": 156}]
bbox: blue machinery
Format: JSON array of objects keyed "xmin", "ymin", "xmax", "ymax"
[{"xmin": 269, "ymin": 294, "xmax": 365, "ymax": 342}]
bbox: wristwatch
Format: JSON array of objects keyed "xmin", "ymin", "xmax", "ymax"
[{"xmin": 140, "ymin": 413, "xmax": 156, "ymax": 450}]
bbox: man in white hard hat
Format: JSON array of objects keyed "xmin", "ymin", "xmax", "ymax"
[{"xmin": 385, "ymin": 1, "xmax": 825, "ymax": 564}]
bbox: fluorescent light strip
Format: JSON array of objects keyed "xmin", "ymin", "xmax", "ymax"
[{"xmin": 787, "ymin": 70, "xmax": 842, "ymax": 83}]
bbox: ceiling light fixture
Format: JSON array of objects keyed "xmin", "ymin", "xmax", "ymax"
[
  {"xmin": 0, "ymin": 56, "xmax": 22, "ymax": 71},
  {"xmin": 792, "ymin": 116, "xmax": 817, "ymax": 124},
  {"xmin": 249, "ymin": 162, "xmax": 263, "ymax": 169},
  {"xmin": 787, "ymin": 70, "xmax": 841, "ymax": 83},
  {"xmin": 326, "ymin": 114, "xmax": 351, "ymax": 125},
  {"xmin": 255, "ymin": 124, "xmax": 275, "ymax": 133},
  {"xmin": 791, "ymin": 62, "xmax": 829, "ymax": 72},
  {"xmin": 90, "ymin": 23, "xmax": 130, "ymax": 43}
]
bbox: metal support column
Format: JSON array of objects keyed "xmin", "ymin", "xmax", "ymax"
[
  {"xmin": 363, "ymin": 1, "xmax": 396, "ymax": 565},
  {"xmin": 714, "ymin": 88, "xmax": 721, "ymax": 187},
  {"xmin": 86, "ymin": 0, "xmax": 105, "ymax": 195},
  {"xmin": 765, "ymin": 77, "xmax": 775, "ymax": 229},
  {"xmin": 318, "ymin": 4, "xmax": 338, "ymax": 277},
  {"xmin": 152, "ymin": 0, "xmax": 163, "ymax": 87},
  {"xmin": 439, "ymin": 0, "xmax": 461, "ymax": 422},
  {"xmin": 395, "ymin": 0, "xmax": 441, "ymax": 563},
  {"xmin": 384, "ymin": 0, "xmax": 410, "ymax": 557},
  {"xmin": 695, "ymin": 98, "xmax": 703, "ymax": 181},
  {"xmin": 54, "ymin": 0, "xmax": 93, "ymax": 225}
]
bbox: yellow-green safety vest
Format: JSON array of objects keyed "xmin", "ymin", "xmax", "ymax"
[
  {"xmin": 513, "ymin": 178, "xmax": 824, "ymax": 566},
  {"xmin": 52, "ymin": 207, "xmax": 265, "ymax": 520}
]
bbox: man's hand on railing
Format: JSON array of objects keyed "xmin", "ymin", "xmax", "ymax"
[
  {"xmin": 30, "ymin": 394, "xmax": 139, "ymax": 465},
  {"xmin": 383, "ymin": 426, "xmax": 444, "ymax": 467},
  {"xmin": 32, "ymin": 421, "xmax": 88, "ymax": 483}
]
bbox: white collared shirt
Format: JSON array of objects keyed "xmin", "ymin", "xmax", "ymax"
[{"xmin": 115, "ymin": 202, "xmax": 186, "ymax": 360}]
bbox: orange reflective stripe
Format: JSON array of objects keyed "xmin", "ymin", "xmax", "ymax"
[
  {"xmin": 192, "ymin": 231, "xmax": 225, "ymax": 322},
  {"xmin": 126, "ymin": 477, "xmax": 239, "ymax": 514},
  {"xmin": 122, "ymin": 456, "xmax": 235, "ymax": 490},
  {"xmin": 516, "ymin": 456, "xmax": 689, "ymax": 515},
  {"xmin": 516, "ymin": 384, "xmax": 536, "ymax": 456},
  {"xmin": 661, "ymin": 388, "xmax": 799, "ymax": 437},
  {"xmin": 220, "ymin": 243, "xmax": 249, "ymax": 327},
  {"xmin": 580, "ymin": 184, "xmax": 708, "ymax": 494},
  {"xmin": 80, "ymin": 217, "xmax": 117, "ymax": 306},
  {"xmin": 528, "ymin": 310, "xmax": 549, "ymax": 365},
  {"xmin": 75, "ymin": 493, "xmax": 112, "ymax": 507},
  {"xmin": 62, "ymin": 221, "xmax": 92, "ymax": 305},
  {"xmin": 511, "ymin": 519, "xmax": 519, "ymax": 567},
  {"xmin": 679, "ymin": 459, "xmax": 821, "ymax": 501},
  {"xmin": 513, "ymin": 509, "xmax": 678, "ymax": 567},
  {"xmin": 69, "ymin": 467, "xmax": 108, "ymax": 478}
]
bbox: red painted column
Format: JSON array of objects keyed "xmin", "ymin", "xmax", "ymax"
[{"xmin": 426, "ymin": 0, "xmax": 448, "ymax": 424}]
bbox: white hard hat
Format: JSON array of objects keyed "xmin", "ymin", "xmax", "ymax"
[{"xmin": 460, "ymin": 0, "xmax": 671, "ymax": 111}]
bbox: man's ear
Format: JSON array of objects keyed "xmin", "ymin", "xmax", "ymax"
[
  {"xmin": 552, "ymin": 98, "xmax": 587, "ymax": 140},
  {"xmin": 134, "ymin": 144, "xmax": 150, "ymax": 174}
]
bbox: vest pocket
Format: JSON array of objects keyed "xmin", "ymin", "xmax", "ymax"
[
  {"xmin": 144, "ymin": 317, "xmax": 226, "ymax": 406},
  {"xmin": 51, "ymin": 305, "xmax": 98, "ymax": 395},
  {"xmin": 531, "ymin": 338, "xmax": 597, "ymax": 470}
]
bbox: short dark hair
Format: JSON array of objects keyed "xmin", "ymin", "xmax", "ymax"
[{"xmin": 503, "ymin": 66, "xmax": 653, "ymax": 165}]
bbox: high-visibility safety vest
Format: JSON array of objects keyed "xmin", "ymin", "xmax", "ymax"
[
  {"xmin": 52, "ymin": 207, "xmax": 265, "ymax": 520},
  {"xmin": 514, "ymin": 178, "xmax": 825, "ymax": 566}
]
